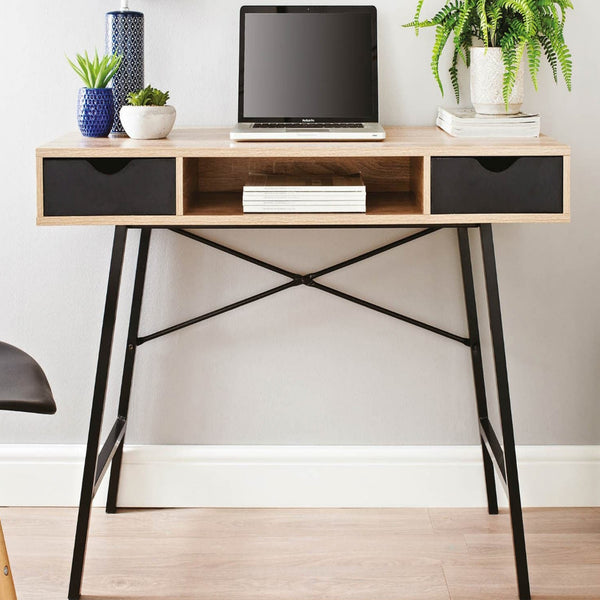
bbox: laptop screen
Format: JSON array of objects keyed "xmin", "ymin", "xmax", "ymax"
[{"xmin": 239, "ymin": 6, "xmax": 378, "ymax": 123}]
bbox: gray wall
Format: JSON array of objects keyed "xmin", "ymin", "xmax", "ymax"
[{"xmin": 1, "ymin": 0, "xmax": 598, "ymax": 445}]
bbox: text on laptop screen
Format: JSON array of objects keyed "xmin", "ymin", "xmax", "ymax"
[{"xmin": 242, "ymin": 11, "xmax": 376, "ymax": 121}]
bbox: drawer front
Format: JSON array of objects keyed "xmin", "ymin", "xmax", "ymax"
[
  {"xmin": 431, "ymin": 156, "xmax": 563, "ymax": 214},
  {"xmin": 43, "ymin": 158, "xmax": 176, "ymax": 216}
]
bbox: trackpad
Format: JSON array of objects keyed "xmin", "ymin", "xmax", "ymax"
[{"xmin": 289, "ymin": 129, "xmax": 330, "ymax": 133}]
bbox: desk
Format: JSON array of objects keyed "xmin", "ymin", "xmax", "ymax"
[{"xmin": 36, "ymin": 127, "xmax": 571, "ymax": 600}]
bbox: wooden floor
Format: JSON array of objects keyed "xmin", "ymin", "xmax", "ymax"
[{"xmin": 2, "ymin": 507, "xmax": 599, "ymax": 600}]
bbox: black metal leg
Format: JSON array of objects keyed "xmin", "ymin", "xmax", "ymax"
[
  {"xmin": 68, "ymin": 226, "xmax": 129, "ymax": 600},
  {"xmin": 457, "ymin": 227, "xmax": 499, "ymax": 515},
  {"xmin": 479, "ymin": 224, "xmax": 530, "ymax": 600},
  {"xmin": 106, "ymin": 228, "xmax": 152, "ymax": 514},
  {"xmin": 65, "ymin": 224, "xmax": 529, "ymax": 600}
]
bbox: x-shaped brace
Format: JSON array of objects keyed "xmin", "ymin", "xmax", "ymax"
[{"xmin": 136, "ymin": 226, "xmax": 470, "ymax": 347}]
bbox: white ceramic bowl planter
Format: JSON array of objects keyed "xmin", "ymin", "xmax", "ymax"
[
  {"xmin": 470, "ymin": 47, "xmax": 524, "ymax": 115},
  {"xmin": 120, "ymin": 105, "xmax": 177, "ymax": 139}
]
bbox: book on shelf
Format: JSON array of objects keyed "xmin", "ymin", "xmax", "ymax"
[
  {"xmin": 436, "ymin": 106, "xmax": 541, "ymax": 138},
  {"xmin": 242, "ymin": 173, "xmax": 366, "ymax": 213}
]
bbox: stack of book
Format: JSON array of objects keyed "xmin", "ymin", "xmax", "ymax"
[
  {"xmin": 437, "ymin": 106, "xmax": 541, "ymax": 138},
  {"xmin": 242, "ymin": 173, "xmax": 366, "ymax": 213}
]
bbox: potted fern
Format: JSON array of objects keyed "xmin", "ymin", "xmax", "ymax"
[
  {"xmin": 404, "ymin": 0, "xmax": 573, "ymax": 114},
  {"xmin": 119, "ymin": 85, "xmax": 176, "ymax": 139},
  {"xmin": 67, "ymin": 50, "xmax": 123, "ymax": 137}
]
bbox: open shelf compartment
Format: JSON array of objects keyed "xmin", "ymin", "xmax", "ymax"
[{"xmin": 181, "ymin": 156, "xmax": 429, "ymax": 218}]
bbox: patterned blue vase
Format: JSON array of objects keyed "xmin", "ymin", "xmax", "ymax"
[
  {"xmin": 77, "ymin": 88, "xmax": 115, "ymax": 137},
  {"xmin": 106, "ymin": 10, "xmax": 144, "ymax": 134}
]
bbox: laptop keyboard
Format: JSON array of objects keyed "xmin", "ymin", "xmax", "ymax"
[{"xmin": 254, "ymin": 123, "xmax": 365, "ymax": 129}]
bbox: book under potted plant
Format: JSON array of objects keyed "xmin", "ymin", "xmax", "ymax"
[
  {"xmin": 67, "ymin": 50, "xmax": 123, "ymax": 137},
  {"xmin": 120, "ymin": 86, "xmax": 176, "ymax": 139},
  {"xmin": 404, "ymin": 0, "xmax": 573, "ymax": 114}
]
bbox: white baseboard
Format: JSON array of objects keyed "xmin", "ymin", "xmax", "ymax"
[{"xmin": 0, "ymin": 445, "xmax": 598, "ymax": 508}]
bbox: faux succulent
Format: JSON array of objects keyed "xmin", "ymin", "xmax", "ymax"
[
  {"xmin": 127, "ymin": 86, "xmax": 171, "ymax": 106},
  {"xmin": 404, "ymin": 0, "xmax": 573, "ymax": 107},
  {"xmin": 67, "ymin": 50, "xmax": 123, "ymax": 89}
]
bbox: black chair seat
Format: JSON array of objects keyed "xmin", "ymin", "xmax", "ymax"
[{"xmin": 0, "ymin": 342, "xmax": 56, "ymax": 414}]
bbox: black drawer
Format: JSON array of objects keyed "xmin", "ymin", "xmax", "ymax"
[
  {"xmin": 431, "ymin": 156, "xmax": 563, "ymax": 214},
  {"xmin": 43, "ymin": 158, "xmax": 176, "ymax": 216}
]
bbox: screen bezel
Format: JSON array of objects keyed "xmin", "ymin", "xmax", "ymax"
[{"xmin": 238, "ymin": 5, "xmax": 378, "ymax": 123}]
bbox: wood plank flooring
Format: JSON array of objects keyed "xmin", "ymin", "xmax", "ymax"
[{"xmin": 1, "ymin": 507, "xmax": 599, "ymax": 600}]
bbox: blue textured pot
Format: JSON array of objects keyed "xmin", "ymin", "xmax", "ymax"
[{"xmin": 77, "ymin": 88, "xmax": 115, "ymax": 137}]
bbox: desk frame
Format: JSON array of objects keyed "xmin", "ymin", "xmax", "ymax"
[{"xmin": 68, "ymin": 223, "xmax": 530, "ymax": 600}]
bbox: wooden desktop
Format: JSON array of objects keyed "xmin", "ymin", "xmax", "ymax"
[{"xmin": 37, "ymin": 126, "xmax": 570, "ymax": 227}]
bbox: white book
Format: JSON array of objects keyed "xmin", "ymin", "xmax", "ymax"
[
  {"xmin": 438, "ymin": 106, "xmax": 541, "ymax": 125},
  {"xmin": 243, "ymin": 193, "xmax": 366, "ymax": 202},
  {"xmin": 244, "ymin": 204, "xmax": 366, "ymax": 210},
  {"xmin": 437, "ymin": 117, "xmax": 540, "ymax": 132},
  {"xmin": 244, "ymin": 173, "xmax": 366, "ymax": 193},
  {"xmin": 244, "ymin": 205, "xmax": 366, "ymax": 213},
  {"xmin": 244, "ymin": 199, "xmax": 366, "ymax": 210},
  {"xmin": 242, "ymin": 173, "xmax": 366, "ymax": 213},
  {"xmin": 437, "ymin": 117, "xmax": 540, "ymax": 138},
  {"xmin": 243, "ymin": 189, "xmax": 366, "ymax": 195},
  {"xmin": 437, "ymin": 106, "xmax": 540, "ymax": 138},
  {"xmin": 244, "ymin": 198, "xmax": 365, "ymax": 204}
]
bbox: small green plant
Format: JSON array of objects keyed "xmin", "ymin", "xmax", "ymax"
[
  {"xmin": 404, "ymin": 0, "xmax": 573, "ymax": 107},
  {"xmin": 127, "ymin": 86, "xmax": 171, "ymax": 106},
  {"xmin": 67, "ymin": 50, "xmax": 123, "ymax": 89}
]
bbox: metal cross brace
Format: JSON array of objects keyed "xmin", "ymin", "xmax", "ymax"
[{"xmin": 136, "ymin": 226, "xmax": 470, "ymax": 347}]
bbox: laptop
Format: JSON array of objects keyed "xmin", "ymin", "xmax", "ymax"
[{"xmin": 230, "ymin": 6, "xmax": 386, "ymax": 141}]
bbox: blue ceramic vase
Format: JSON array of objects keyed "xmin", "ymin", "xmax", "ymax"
[
  {"xmin": 106, "ymin": 10, "xmax": 144, "ymax": 133},
  {"xmin": 77, "ymin": 88, "xmax": 115, "ymax": 137}
]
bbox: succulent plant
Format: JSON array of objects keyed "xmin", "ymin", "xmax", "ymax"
[{"xmin": 127, "ymin": 86, "xmax": 171, "ymax": 107}]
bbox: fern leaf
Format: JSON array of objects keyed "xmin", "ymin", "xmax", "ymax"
[
  {"xmin": 540, "ymin": 35, "xmax": 559, "ymax": 82},
  {"xmin": 487, "ymin": 3, "xmax": 502, "ymax": 46},
  {"xmin": 454, "ymin": 0, "xmax": 474, "ymax": 47},
  {"xmin": 503, "ymin": 40, "xmax": 526, "ymax": 108},
  {"xmin": 450, "ymin": 47, "xmax": 461, "ymax": 103},
  {"xmin": 431, "ymin": 18, "xmax": 457, "ymax": 95},
  {"xmin": 403, "ymin": 1, "xmax": 460, "ymax": 30},
  {"xmin": 477, "ymin": 0, "xmax": 489, "ymax": 47},
  {"xmin": 500, "ymin": 21, "xmax": 527, "ymax": 107},
  {"xmin": 463, "ymin": 38, "xmax": 472, "ymax": 67},
  {"xmin": 527, "ymin": 36, "xmax": 541, "ymax": 91},
  {"xmin": 555, "ymin": 38, "xmax": 572, "ymax": 90},
  {"xmin": 501, "ymin": 0, "xmax": 536, "ymax": 34},
  {"xmin": 413, "ymin": 0, "xmax": 426, "ymax": 35},
  {"xmin": 542, "ymin": 11, "xmax": 573, "ymax": 90},
  {"xmin": 430, "ymin": 2, "xmax": 461, "ymax": 26},
  {"xmin": 557, "ymin": 0, "xmax": 575, "ymax": 25}
]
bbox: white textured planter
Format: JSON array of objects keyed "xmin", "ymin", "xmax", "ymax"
[
  {"xmin": 470, "ymin": 47, "xmax": 524, "ymax": 114},
  {"xmin": 120, "ymin": 105, "xmax": 176, "ymax": 139}
]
